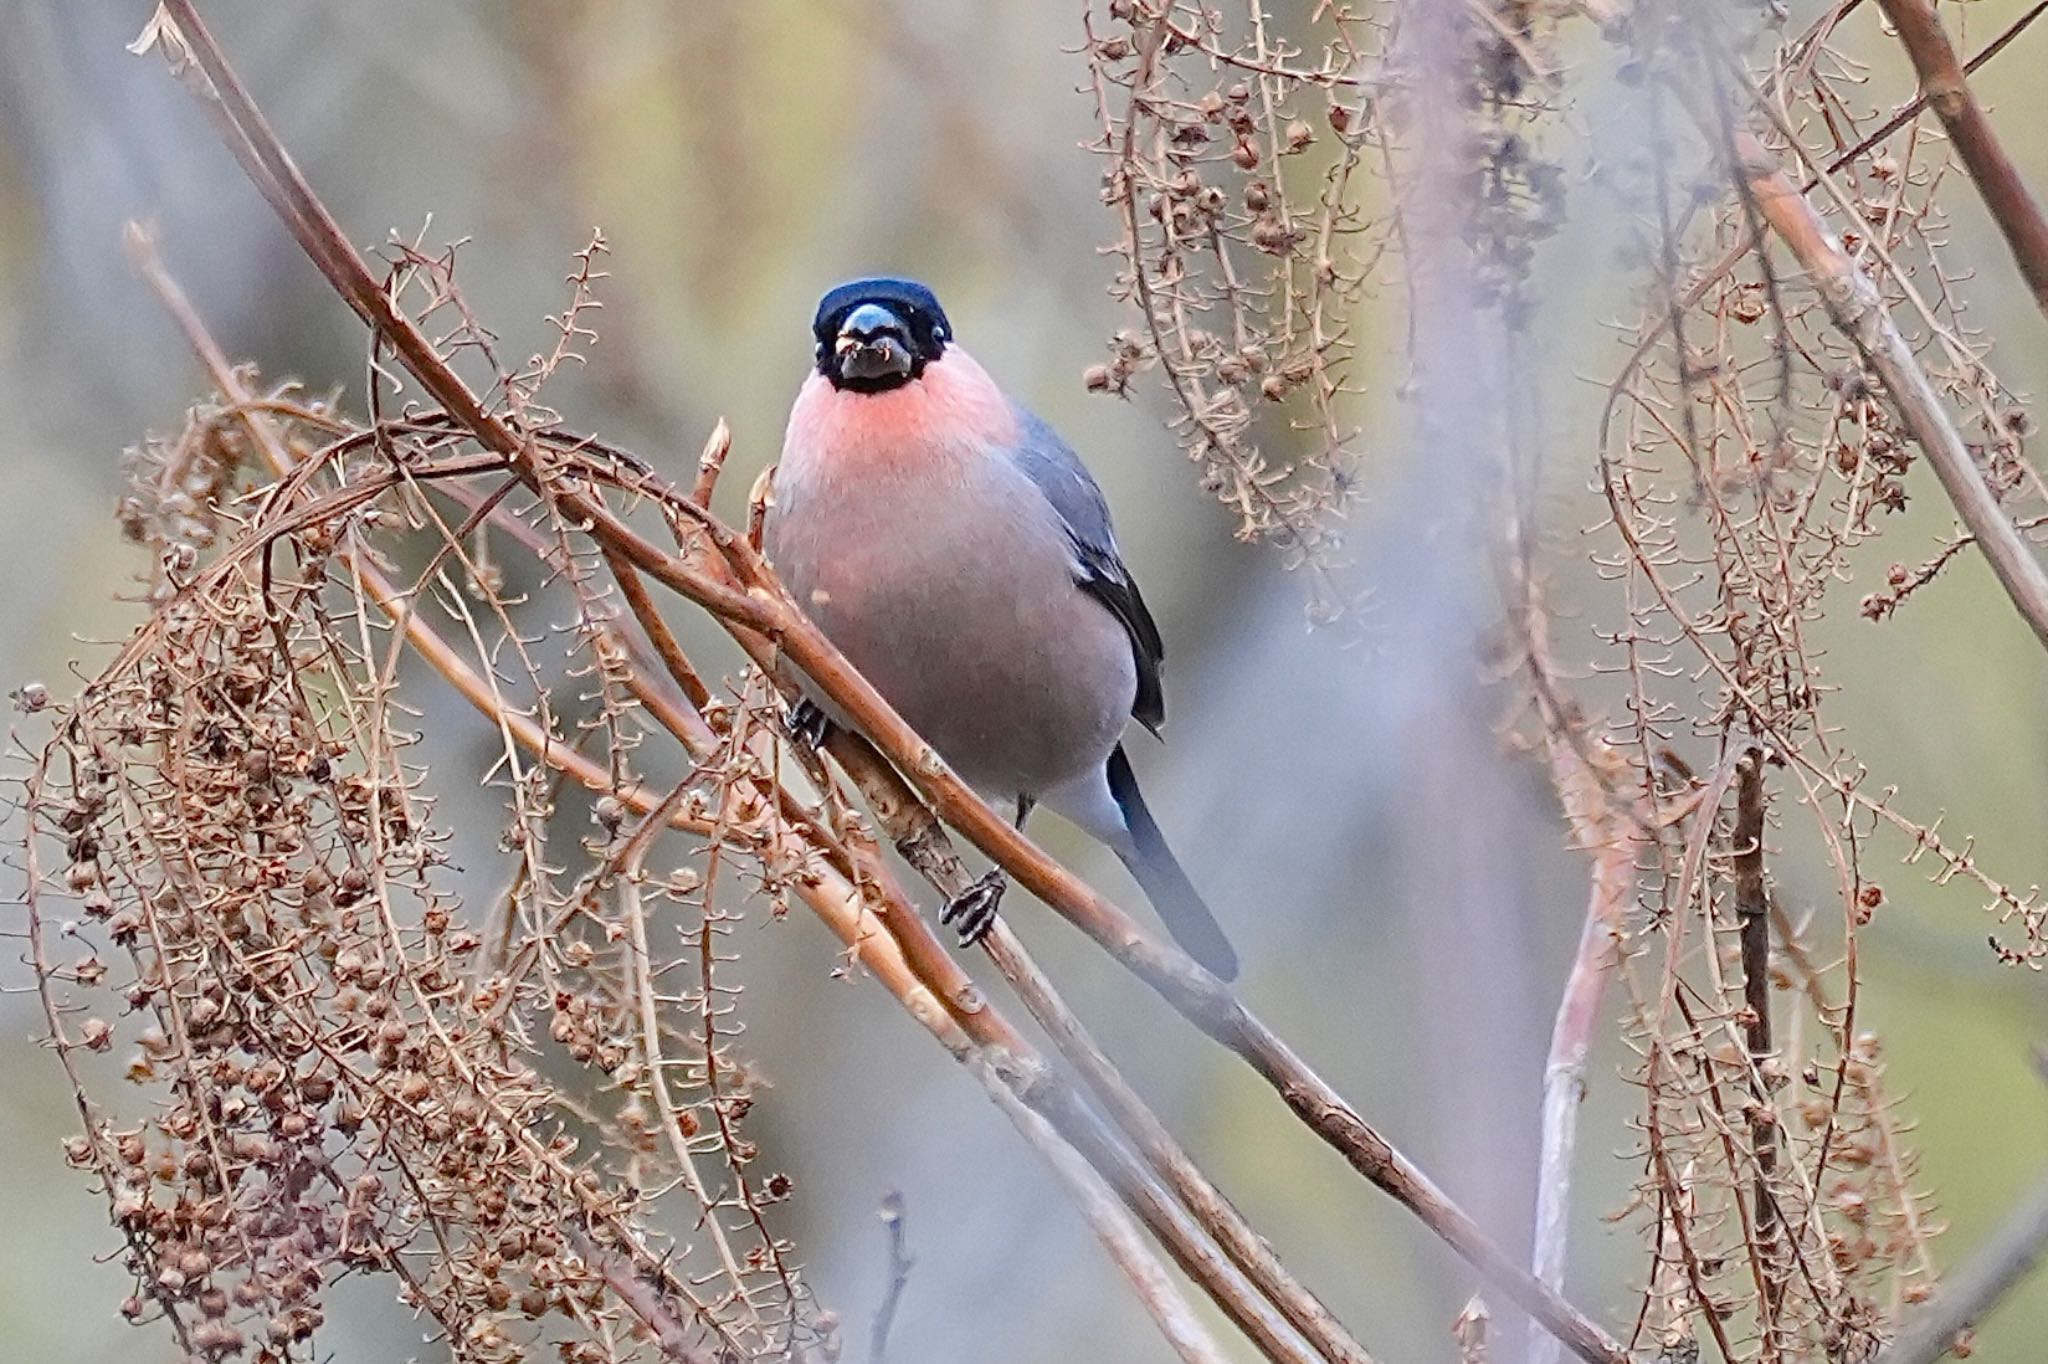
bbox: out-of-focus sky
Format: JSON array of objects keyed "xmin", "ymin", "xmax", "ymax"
[{"xmin": 2, "ymin": 3, "xmax": 2045, "ymax": 1361}]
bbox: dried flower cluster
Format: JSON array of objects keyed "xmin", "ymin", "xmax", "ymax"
[
  {"xmin": 1084, "ymin": 0, "xmax": 1390, "ymax": 627},
  {"xmin": 1525, "ymin": 3, "xmax": 2041, "ymax": 1360},
  {"xmin": 25, "ymin": 381, "xmax": 834, "ymax": 1362}
]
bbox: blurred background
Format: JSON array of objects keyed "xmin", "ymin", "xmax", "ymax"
[{"xmin": 2, "ymin": 2, "xmax": 2045, "ymax": 1360}]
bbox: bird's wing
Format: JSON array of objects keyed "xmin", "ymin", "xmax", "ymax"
[{"xmin": 1006, "ymin": 407, "xmax": 1167, "ymax": 734}]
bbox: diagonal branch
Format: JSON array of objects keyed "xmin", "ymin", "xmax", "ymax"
[
  {"xmin": 1728, "ymin": 124, "xmax": 2048, "ymax": 652},
  {"xmin": 131, "ymin": 173, "xmax": 1274, "ymax": 1362},
  {"xmin": 1874, "ymin": 0, "xmax": 2048, "ymax": 321}
]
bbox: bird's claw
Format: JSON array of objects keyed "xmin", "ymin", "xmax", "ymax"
[
  {"xmin": 940, "ymin": 869, "xmax": 1006, "ymax": 947},
  {"xmin": 784, "ymin": 699, "xmax": 830, "ymax": 750}
]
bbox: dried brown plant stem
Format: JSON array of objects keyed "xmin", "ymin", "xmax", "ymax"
[
  {"xmin": 825, "ymin": 727, "xmax": 1374, "ymax": 1364},
  {"xmin": 747, "ymin": 777, "xmax": 1252, "ymax": 1363},
  {"xmin": 124, "ymin": 223, "xmax": 723, "ymax": 852},
  {"xmin": 535, "ymin": 458, "xmax": 1314, "ymax": 1350},
  {"xmin": 1527, "ymin": 828, "xmax": 1634, "ymax": 1364},
  {"xmin": 653, "ymin": 516, "xmax": 1623, "ymax": 1363},
  {"xmin": 793, "ymin": 809, "xmax": 1243, "ymax": 1364},
  {"xmin": 789, "ymin": 748, "xmax": 1333, "ymax": 1363},
  {"xmin": 985, "ymin": 922, "xmax": 1377, "ymax": 1364},
  {"xmin": 1809, "ymin": 1, "xmax": 2048, "ymax": 187},
  {"xmin": 134, "ymin": 208, "xmax": 1228, "ymax": 1359},
  {"xmin": 1729, "ymin": 125, "xmax": 2048, "ymax": 652},
  {"xmin": 148, "ymin": 7, "xmax": 1621, "ymax": 1358},
  {"xmin": 143, "ymin": 180, "xmax": 1305, "ymax": 1364},
  {"xmin": 972, "ymin": 1063, "xmax": 1234, "ymax": 1364},
  {"xmin": 1514, "ymin": 593, "xmax": 1680, "ymax": 1364},
  {"xmin": 1873, "ymin": 0, "xmax": 2048, "ymax": 320},
  {"xmin": 1732, "ymin": 749, "xmax": 1781, "ymax": 1297}
]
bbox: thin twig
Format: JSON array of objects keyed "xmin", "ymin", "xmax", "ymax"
[{"xmin": 870, "ymin": 1193, "xmax": 913, "ymax": 1364}]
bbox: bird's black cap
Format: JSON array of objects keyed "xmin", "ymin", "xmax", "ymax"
[{"xmin": 812, "ymin": 278, "xmax": 952, "ymax": 392}]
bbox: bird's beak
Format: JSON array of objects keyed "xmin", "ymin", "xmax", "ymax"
[
  {"xmin": 835, "ymin": 328, "xmax": 914, "ymax": 383},
  {"xmin": 835, "ymin": 302, "xmax": 916, "ymax": 383}
]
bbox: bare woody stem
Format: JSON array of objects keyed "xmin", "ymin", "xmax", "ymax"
[
  {"xmin": 1526, "ymin": 825, "xmax": 1635, "ymax": 1364},
  {"xmin": 1874, "ymin": 0, "xmax": 2048, "ymax": 321},
  {"xmin": 987, "ymin": 923, "xmax": 1377, "ymax": 1364},
  {"xmin": 609, "ymin": 542, "xmax": 1333, "ymax": 1364},
  {"xmin": 837, "ymin": 734, "xmax": 1373, "ymax": 1364},
  {"xmin": 972, "ymin": 1062, "xmax": 1234, "ymax": 1364},
  {"xmin": 1733, "ymin": 749, "xmax": 1783, "ymax": 1307}
]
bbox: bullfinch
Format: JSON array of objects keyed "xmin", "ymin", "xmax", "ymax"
[{"xmin": 764, "ymin": 278, "xmax": 1239, "ymax": 980}]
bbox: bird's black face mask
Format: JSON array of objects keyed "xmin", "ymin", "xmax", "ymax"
[{"xmin": 812, "ymin": 278, "xmax": 952, "ymax": 394}]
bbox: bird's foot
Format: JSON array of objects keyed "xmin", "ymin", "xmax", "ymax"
[
  {"xmin": 784, "ymin": 699, "xmax": 831, "ymax": 750},
  {"xmin": 940, "ymin": 869, "xmax": 1006, "ymax": 948}
]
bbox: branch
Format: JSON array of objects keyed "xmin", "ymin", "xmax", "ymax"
[
  {"xmin": 1733, "ymin": 748, "xmax": 1783, "ymax": 1306},
  {"xmin": 987, "ymin": 925, "xmax": 1376, "ymax": 1364},
  {"xmin": 1526, "ymin": 831, "xmax": 1633, "ymax": 1364},
  {"xmin": 841, "ymin": 730, "xmax": 1376, "ymax": 1364},
  {"xmin": 660, "ymin": 520, "xmax": 1624, "ymax": 1363},
  {"xmin": 823, "ymin": 738, "xmax": 1336, "ymax": 1364},
  {"xmin": 1810, "ymin": 1, "xmax": 2048, "ymax": 188},
  {"xmin": 1729, "ymin": 125, "xmax": 2048, "ymax": 653},
  {"xmin": 133, "ymin": 178, "xmax": 1284, "ymax": 1364},
  {"xmin": 972, "ymin": 1060, "xmax": 1234, "ymax": 1364},
  {"xmin": 1874, "ymin": 0, "xmax": 2048, "ymax": 320}
]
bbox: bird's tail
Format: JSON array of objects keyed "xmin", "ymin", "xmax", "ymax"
[{"xmin": 1106, "ymin": 746, "xmax": 1239, "ymax": 981}]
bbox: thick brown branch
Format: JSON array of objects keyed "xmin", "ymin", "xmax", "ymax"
[{"xmin": 1874, "ymin": 0, "xmax": 2048, "ymax": 320}]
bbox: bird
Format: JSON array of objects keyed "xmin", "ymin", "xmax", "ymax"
[{"xmin": 763, "ymin": 277, "xmax": 1239, "ymax": 980}]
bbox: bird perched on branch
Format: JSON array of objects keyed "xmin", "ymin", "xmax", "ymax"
[{"xmin": 764, "ymin": 277, "xmax": 1239, "ymax": 980}]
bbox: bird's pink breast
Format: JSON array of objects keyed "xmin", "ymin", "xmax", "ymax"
[{"xmin": 781, "ymin": 348, "xmax": 1020, "ymax": 481}]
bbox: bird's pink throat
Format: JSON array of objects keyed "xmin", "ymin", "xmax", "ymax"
[{"xmin": 785, "ymin": 350, "xmax": 1018, "ymax": 476}]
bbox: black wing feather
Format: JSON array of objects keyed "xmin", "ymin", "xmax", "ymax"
[
  {"xmin": 1005, "ymin": 408, "xmax": 1167, "ymax": 734},
  {"xmin": 1078, "ymin": 565, "xmax": 1166, "ymax": 734}
]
